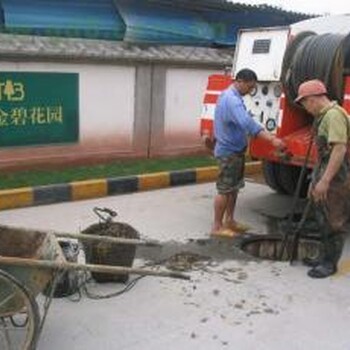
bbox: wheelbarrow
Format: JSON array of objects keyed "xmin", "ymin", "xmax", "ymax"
[{"xmin": 0, "ymin": 224, "xmax": 189, "ymax": 350}]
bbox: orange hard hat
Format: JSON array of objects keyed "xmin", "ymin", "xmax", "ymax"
[{"xmin": 295, "ymin": 79, "xmax": 328, "ymax": 103}]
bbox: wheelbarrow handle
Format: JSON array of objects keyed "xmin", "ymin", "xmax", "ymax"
[
  {"xmin": 54, "ymin": 232, "xmax": 161, "ymax": 247},
  {"xmin": 0, "ymin": 256, "xmax": 190, "ymax": 281}
]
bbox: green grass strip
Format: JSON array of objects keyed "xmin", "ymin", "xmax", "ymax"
[{"xmin": 0, "ymin": 156, "xmax": 217, "ymax": 190}]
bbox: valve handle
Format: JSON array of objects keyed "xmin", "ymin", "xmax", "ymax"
[{"xmin": 93, "ymin": 207, "xmax": 117, "ymax": 223}]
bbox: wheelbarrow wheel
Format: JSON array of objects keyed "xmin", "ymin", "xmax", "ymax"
[{"xmin": 0, "ymin": 270, "xmax": 40, "ymax": 350}]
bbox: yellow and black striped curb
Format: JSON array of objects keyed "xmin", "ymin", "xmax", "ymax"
[{"xmin": 0, "ymin": 162, "xmax": 262, "ymax": 211}]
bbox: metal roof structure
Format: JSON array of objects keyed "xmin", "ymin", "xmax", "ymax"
[
  {"xmin": 0, "ymin": 0, "xmax": 314, "ymax": 47},
  {"xmin": 1, "ymin": 0, "xmax": 126, "ymax": 40},
  {"xmin": 0, "ymin": 33, "xmax": 233, "ymax": 66}
]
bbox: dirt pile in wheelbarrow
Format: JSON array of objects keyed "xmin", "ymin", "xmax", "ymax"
[{"xmin": 0, "ymin": 226, "xmax": 47, "ymax": 259}]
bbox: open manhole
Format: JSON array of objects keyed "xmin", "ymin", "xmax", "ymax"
[
  {"xmin": 239, "ymin": 234, "xmax": 321, "ymax": 262},
  {"xmin": 238, "ymin": 209, "xmax": 324, "ymax": 262}
]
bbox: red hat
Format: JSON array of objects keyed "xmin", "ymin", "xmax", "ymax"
[{"xmin": 295, "ymin": 79, "xmax": 328, "ymax": 103}]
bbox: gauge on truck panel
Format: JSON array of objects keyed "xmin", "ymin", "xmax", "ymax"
[
  {"xmin": 262, "ymin": 85, "xmax": 269, "ymax": 95},
  {"xmin": 266, "ymin": 118, "xmax": 277, "ymax": 132},
  {"xmin": 273, "ymin": 84, "xmax": 283, "ymax": 97}
]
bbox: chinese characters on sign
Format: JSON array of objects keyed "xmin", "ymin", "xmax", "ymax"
[
  {"xmin": 0, "ymin": 80, "xmax": 25, "ymax": 101},
  {"xmin": 0, "ymin": 73, "xmax": 79, "ymax": 147},
  {"xmin": 0, "ymin": 106, "xmax": 63, "ymax": 127}
]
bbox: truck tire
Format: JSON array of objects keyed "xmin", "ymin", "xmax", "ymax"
[
  {"xmin": 277, "ymin": 163, "xmax": 310, "ymax": 198},
  {"xmin": 263, "ymin": 161, "xmax": 310, "ymax": 197},
  {"xmin": 262, "ymin": 161, "xmax": 287, "ymax": 194}
]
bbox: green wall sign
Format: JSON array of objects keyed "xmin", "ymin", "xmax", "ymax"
[{"xmin": 0, "ymin": 72, "xmax": 79, "ymax": 147}]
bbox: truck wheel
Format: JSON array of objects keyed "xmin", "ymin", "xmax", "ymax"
[
  {"xmin": 277, "ymin": 163, "xmax": 310, "ymax": 198},
  {"xmin": 262, "ymin": 161, "xmax": 287, "ymax": 194}
]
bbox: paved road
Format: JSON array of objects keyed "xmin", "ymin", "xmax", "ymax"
[{"xmin": 1, "ymin": 181, "xmax": 350, "ymax": 350}]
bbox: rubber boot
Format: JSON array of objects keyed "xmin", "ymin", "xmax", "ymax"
[
  {"xmin": 308, "ymin": 234, "xmax": 344, "ymax": 278},
  {"xmin": 303, "ymin": 208, "xmax": 324, "ymax": 267},
  {"xmin": 302, "ymin": 243, "xmax": 324, "ymax": 267},
  {"xmin": 303, "ymin": 256, "xmax": 321, "ymax": 268}
]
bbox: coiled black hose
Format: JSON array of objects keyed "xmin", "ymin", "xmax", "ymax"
[{"xmin": 282, "ymin": 31, "xmax": 350, "ymax": 104}]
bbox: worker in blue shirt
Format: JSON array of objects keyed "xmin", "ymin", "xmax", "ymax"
[{"xmin": 212, "ymin": 69, "xmax": 285, "ymax": 237}]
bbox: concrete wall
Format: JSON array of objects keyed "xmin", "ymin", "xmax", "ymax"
[
  {"xmin": 0, "ymin": 60, "xmax": 220, "ymax": 170},
  {"xmin": 163, "ymin": 68, "xmax": 217, "ymax": 155}
]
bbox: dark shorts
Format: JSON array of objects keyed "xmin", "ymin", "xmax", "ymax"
[{"xmin": 216, "ymin": 154, "xmax": 245, "ymax": 194}]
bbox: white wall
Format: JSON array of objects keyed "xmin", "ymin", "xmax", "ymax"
[
  {"xmin": 164, "ymin": 68, "xmax": 221, "ymax": 150},
  {"xmin": 0, "ymin": 60, "xmax": 222, "ymax": 168}
]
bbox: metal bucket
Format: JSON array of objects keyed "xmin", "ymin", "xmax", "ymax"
[{"xmin": 82, "ymin": 221, "xmax": 140, "ymax": 283}]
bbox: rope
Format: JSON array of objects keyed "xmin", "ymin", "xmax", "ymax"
[
  {"xmin": 66, "ymin": 256, "xmax": 172, "ymax": 302},
  {"xmin": 65, "ymin": 258, "xmax": 164, "ymax": 302},
  {"xmin": 82, "ymin": 274, "xmax": 145, "ymax": 300}
]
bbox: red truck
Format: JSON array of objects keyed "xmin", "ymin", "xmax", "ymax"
[{"xmin": 200, "ymin": 15, "xmax": 350, "ymax": 196}]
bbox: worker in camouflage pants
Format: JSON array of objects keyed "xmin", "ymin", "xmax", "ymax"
[{"xmin": 295, "ymin": 79, "xmax": 350, "ymax": 278}]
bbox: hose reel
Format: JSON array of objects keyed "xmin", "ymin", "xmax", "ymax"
[{"xmin": 282, "ymin": 31, "xmax": 350, "ymax": 104}]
